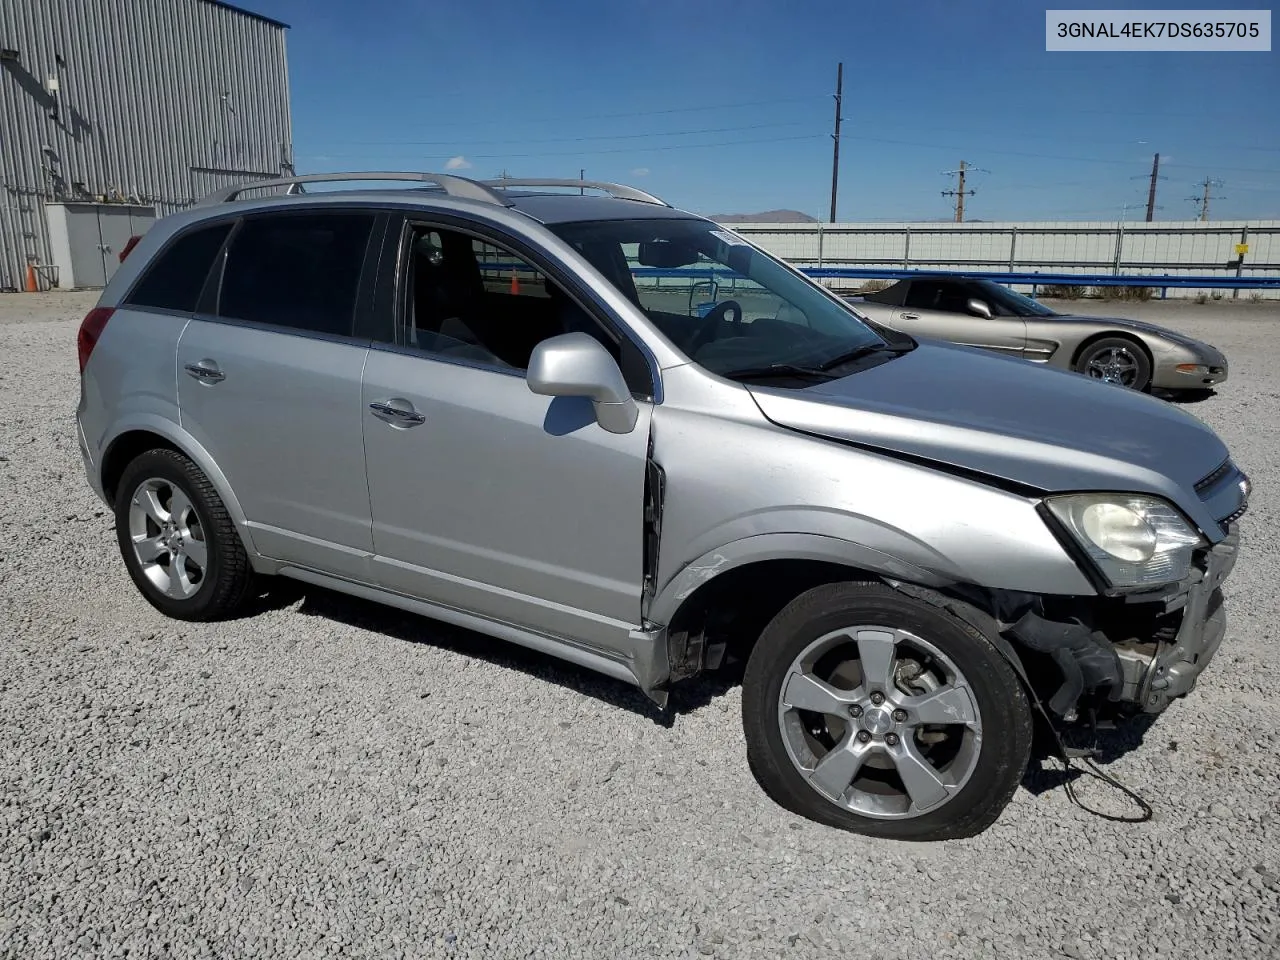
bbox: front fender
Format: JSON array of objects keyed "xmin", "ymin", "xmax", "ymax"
[{"xmin": 646, "ymin": 531, "xmax": 951, "ymax": 627}]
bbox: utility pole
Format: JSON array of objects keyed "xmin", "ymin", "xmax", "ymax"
[
  {"xmin": 829, "ymin": 61, "xmax": 843, "ymax": 223},
  {"xmin": 941, "ymin": 160, "xmax": 980, "ymax": 222},
  {"xmin": 579, "ymin": 168, "xmax": 585, "ymax": 194},
  {"xmin": 1145, "ymin": 153, "xmax": 1160, "ymax": 222},
  {"xmin": 1187, "ymin": 177, "xmax": 1225, "ymax": 221}
]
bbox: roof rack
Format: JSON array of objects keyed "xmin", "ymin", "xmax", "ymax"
[
  {"xmin": 196, "ymin": 171, "xmax": 514, "ymax": 207},
  {"xmin": 480, "ymin": 178, "xmax": 668, "ymax": 206}
]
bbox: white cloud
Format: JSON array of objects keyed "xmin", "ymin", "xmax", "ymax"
[
  {"xmin": 445, "ymin": 155, "xmax": 472, "ymax": 170},
  {"xmin": 631, "ymin": 167, "xmax": 650, "ymax": 177}
]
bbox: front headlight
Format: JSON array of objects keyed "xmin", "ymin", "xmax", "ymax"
[{"xmin": 1044, "ymin": 493, "xmax": 1205, "ymax": 588}]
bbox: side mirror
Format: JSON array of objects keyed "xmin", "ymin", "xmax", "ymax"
[
  {"xmin": 526, "ymin": 333, "xmax": 639, "ymax": 435},
  {"xmin": 966, "ymin": 298, "xmax": 993, "ymax": 320}
]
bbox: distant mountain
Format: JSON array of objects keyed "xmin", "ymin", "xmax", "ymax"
[{"xmin": 706, "ymin": 209, "xmax": 819, "ymax": 224}]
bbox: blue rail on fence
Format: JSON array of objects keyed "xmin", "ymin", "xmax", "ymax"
[
  {"xmin": 483, "ymin": 260, "xmax": 1280, "ymax": 289},
  {"xmin": 796, "ymin": 268, "xmax": 1280, "ymax": 289},
  {"xmin": 629, "ymin": 267, "xmax": 1280, "ymax": 289}
]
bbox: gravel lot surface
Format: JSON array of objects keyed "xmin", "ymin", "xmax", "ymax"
[{"xmin": 2, "ymin": 292, "xmax": 1278, "ymax": 959}]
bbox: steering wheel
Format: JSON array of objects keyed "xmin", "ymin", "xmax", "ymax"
[{"xmin": 687, "ymin": 300, "xmax": 744, "ymax": 355}]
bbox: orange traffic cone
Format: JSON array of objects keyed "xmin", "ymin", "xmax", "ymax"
[
  {"xmin": 25, "ymin": 263, "xmax": 37, "ymax": 293},
  {"xmin": 510, "ymin": 269, "xmax": 520, "ymax": 295}
]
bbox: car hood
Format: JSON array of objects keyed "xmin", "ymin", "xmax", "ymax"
[{"xmin": 747, "ymin": 340, "xmax": 1231, "ymax": 527}]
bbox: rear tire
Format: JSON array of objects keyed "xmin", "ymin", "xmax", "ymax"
[
  {"xmin": 114, "ymin": 448, "xmax": 255, "ymax": 621},
  {"xmin": 742, "ymin": 581, "xmax": 1032, "ymax": 841},
  {"xmin": 1075, "ymin": 337, "xmax": 1152, "ymax": 392}
]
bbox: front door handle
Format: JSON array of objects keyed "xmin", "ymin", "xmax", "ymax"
[
  {"xmin": 369, "ymin": 399, "xmax": 426, "ymax": 426},
  {"xmin": 898, "ymin": 312, "xmax": 920, "ymax": 320},
  {"xmin": 184, "ymin": 360, "xmax": 225, "ymax": 383}
]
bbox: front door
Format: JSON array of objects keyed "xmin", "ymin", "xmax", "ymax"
[
  {"xmin": 176, "ymin": 209, "xmax": 381, "ymax": 581},
  {"xmin": 894, "ymin": 279, "xmax": 1027, "ymax": 358},
  {"xmin": 361, "ymin": 220, "xmax": 653, "ymax": 654}
]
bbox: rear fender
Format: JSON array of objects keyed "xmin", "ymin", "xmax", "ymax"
[{"xmin": 99, "ymin": 415, "xmax": 264, "ymax": 564}]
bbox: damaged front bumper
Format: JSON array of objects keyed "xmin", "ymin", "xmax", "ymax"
[{"xmin": 1007, "ymin": 524, "xmax": 1240, "ymax": 718}]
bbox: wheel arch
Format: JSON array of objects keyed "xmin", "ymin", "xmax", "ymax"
[
  {"xmin": 651, "ymin": 536, "xmax": 1048, "ymax": 708},
  {"xmin": 99, "ymin": 420, "xmax": 259, "ymax": 558},
  {"xmin": 1070, "ymin": 329, "xmax": 1153, "ymax": 372},
  {"xmin": 651, "ymin": 534, "xmax": 956, "ymax": 684},
  {"xmin": 650, "ymin": 533, "xmax": 951, "ymax": 628}
]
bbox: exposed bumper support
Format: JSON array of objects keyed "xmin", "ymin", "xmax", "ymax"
[
  {"xmin": 1008, "ymin": 611, "xmax": 1123, "ymax": 716},
  {"xmin": 1117, "ymin": 527, "xmax": 1238, "ymax": 713},
  {"xmin": 1006, "ymin": 525, "xmax": 1239, "ymax": 717}
]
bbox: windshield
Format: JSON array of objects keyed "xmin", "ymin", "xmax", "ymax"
[
  {"xmin": 549, "ymin": 218, "xmax": 895, "ymax": 378},
  {"xmin": 973, "ymin": 279, "xmax": 1058, "ymax": 317}
]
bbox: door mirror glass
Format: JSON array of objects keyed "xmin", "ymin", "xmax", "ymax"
[
  {"xmin": 966, "ymin": 298, "xmax": 993, "ymax": 320},
  {"xmin": 526, "ymin": 333, "xmax": 639, "ymax": 434}
]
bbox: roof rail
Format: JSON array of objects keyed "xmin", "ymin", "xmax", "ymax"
[
  {"xmin": 481, "ymin": 178, "xmax": 668, "ymax": 206},
  {"xmin": 195, "ymin": 171, "xmax": 514, "ymax": 207}
]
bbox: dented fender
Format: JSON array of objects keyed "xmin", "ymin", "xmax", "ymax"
[{"xmin": 644, "ymin": 531, "xmax": 950, "ymax": 628}]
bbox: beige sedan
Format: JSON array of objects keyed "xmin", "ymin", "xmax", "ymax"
[{"xmin": 848, "ymin": 275, "xmax": 1228, "ymax": 395}]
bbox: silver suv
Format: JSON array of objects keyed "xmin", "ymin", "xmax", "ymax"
[{"xmin": 76, "ymin": 173, "xmax": 1248, "ymax": 841}]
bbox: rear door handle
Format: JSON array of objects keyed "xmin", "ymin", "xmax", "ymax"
[
  {"xmin": 369, "ymin": 399, "xmax": 426, "ymax": 426},
  {"xmin": 184, "ymin": 360, "xmax": 225, "ymax": 383},
  {"xmin": 898, "ymin": 312, "xmax": 920, "ymax": 320}
]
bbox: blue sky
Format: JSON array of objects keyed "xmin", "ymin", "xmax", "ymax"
[{"xmin": 245, "ymin": 0, "xmax": 1278, "ymax": 221}]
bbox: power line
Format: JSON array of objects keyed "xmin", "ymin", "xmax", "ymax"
[
  {"xmin": 839, "ymin": 134, "xmax": 1279, "ymax": 174},
  {"xmin": 315, "ymin": 120, "xmax": 812, "ymax": 149},
  {"xmin": 317, "ymin": 95, "xmax": 827, "ymax": 134},
  {"xmin": 315, "ymin": 133, "xmax": 828, "ymax": 162}
]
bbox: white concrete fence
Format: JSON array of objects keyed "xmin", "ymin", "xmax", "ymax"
[{"xmin": 723, "ymin": 219, "xmax": 1280, "ymax": 299}]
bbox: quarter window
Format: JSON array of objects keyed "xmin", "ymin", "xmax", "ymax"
[
  {"xmin": 904, "ymin": 281, "xmax": 971, "ymax": 313},
  {"xmin": 218, "ymin": 213, "xmax": 374, "ymax": 337},
  {"xmin": 124, "ymin": 222, "xmax": 231, "ymax": 313}
]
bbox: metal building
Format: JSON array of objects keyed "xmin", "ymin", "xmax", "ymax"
[{"xmin": 0, "ymin": 0, "xmax": 292, "ymax": 291}]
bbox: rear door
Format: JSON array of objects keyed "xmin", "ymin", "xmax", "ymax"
[
  {"xmin": 175, "ymin": 209, "xmax": 385, "ymax": 581},
  {"xmin": 894, "ymin": 279, "xmax": 1026, "ymax": 357}
]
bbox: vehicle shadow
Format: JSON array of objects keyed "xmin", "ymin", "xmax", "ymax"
[
  {"xmin": 1021, "ymin": 711, "xmax": 1161, "ymax": 796},
  {"xmin": 274, "ymin": 580, "xmax": 738, "ymax": 727},
  {"xmin": 1154, "ymin": 387, "xmax": 1217, "ymax": 404}
]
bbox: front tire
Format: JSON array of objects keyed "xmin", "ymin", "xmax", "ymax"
[
  {"xmin": 742, "ymin": 582, "xmax": 1032, "ymax": 841},
  {"xmin": 1076, "ymin": 337, "xmax": 1152, "ymax": 391},
  {"xmin": 114, "ymin": 448, "xmax": 255, "ymax": 621}
]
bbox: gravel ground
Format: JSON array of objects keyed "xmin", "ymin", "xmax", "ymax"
[{"xmin": 2, "ymin": 292, "xmax": 1278, "ymax": 960}]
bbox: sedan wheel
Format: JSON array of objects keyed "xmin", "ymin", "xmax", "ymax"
[
  {"xmin": 743, "ymin": 582, "xmax": 1032, "ymax": 840},
  {"xmin": 1076, "ymin": 337, "xmax": 1152, "ymax": 391}
]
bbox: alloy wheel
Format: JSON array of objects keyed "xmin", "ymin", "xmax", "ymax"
[
  {"xmin": 776, "ymin": 625, "xmax": 983, "ymax": 820},
  {"xmin": 1085, "ymin": 346, "xmax": 1139, "ymax": 386},
  {"xmin": 127, "ymin": 478, "xmax": 208, "ymax": 600}
]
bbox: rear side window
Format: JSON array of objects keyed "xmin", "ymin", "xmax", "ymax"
[
  {"xmin": 218, "ymin": 213, "xmax": 374, "ymax": 337},
  {"xmin": 125, "ymin": 223, "xmax": 231, "ymax": 312}
]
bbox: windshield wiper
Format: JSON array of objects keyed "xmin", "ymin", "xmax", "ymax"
[
  {"xmin": 720, "ymin": 363, "xmax": 837, "ymax": 382},
  {"xmin": 817, "ymin": 341, "xmax": 914, "ymax": 371}
]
